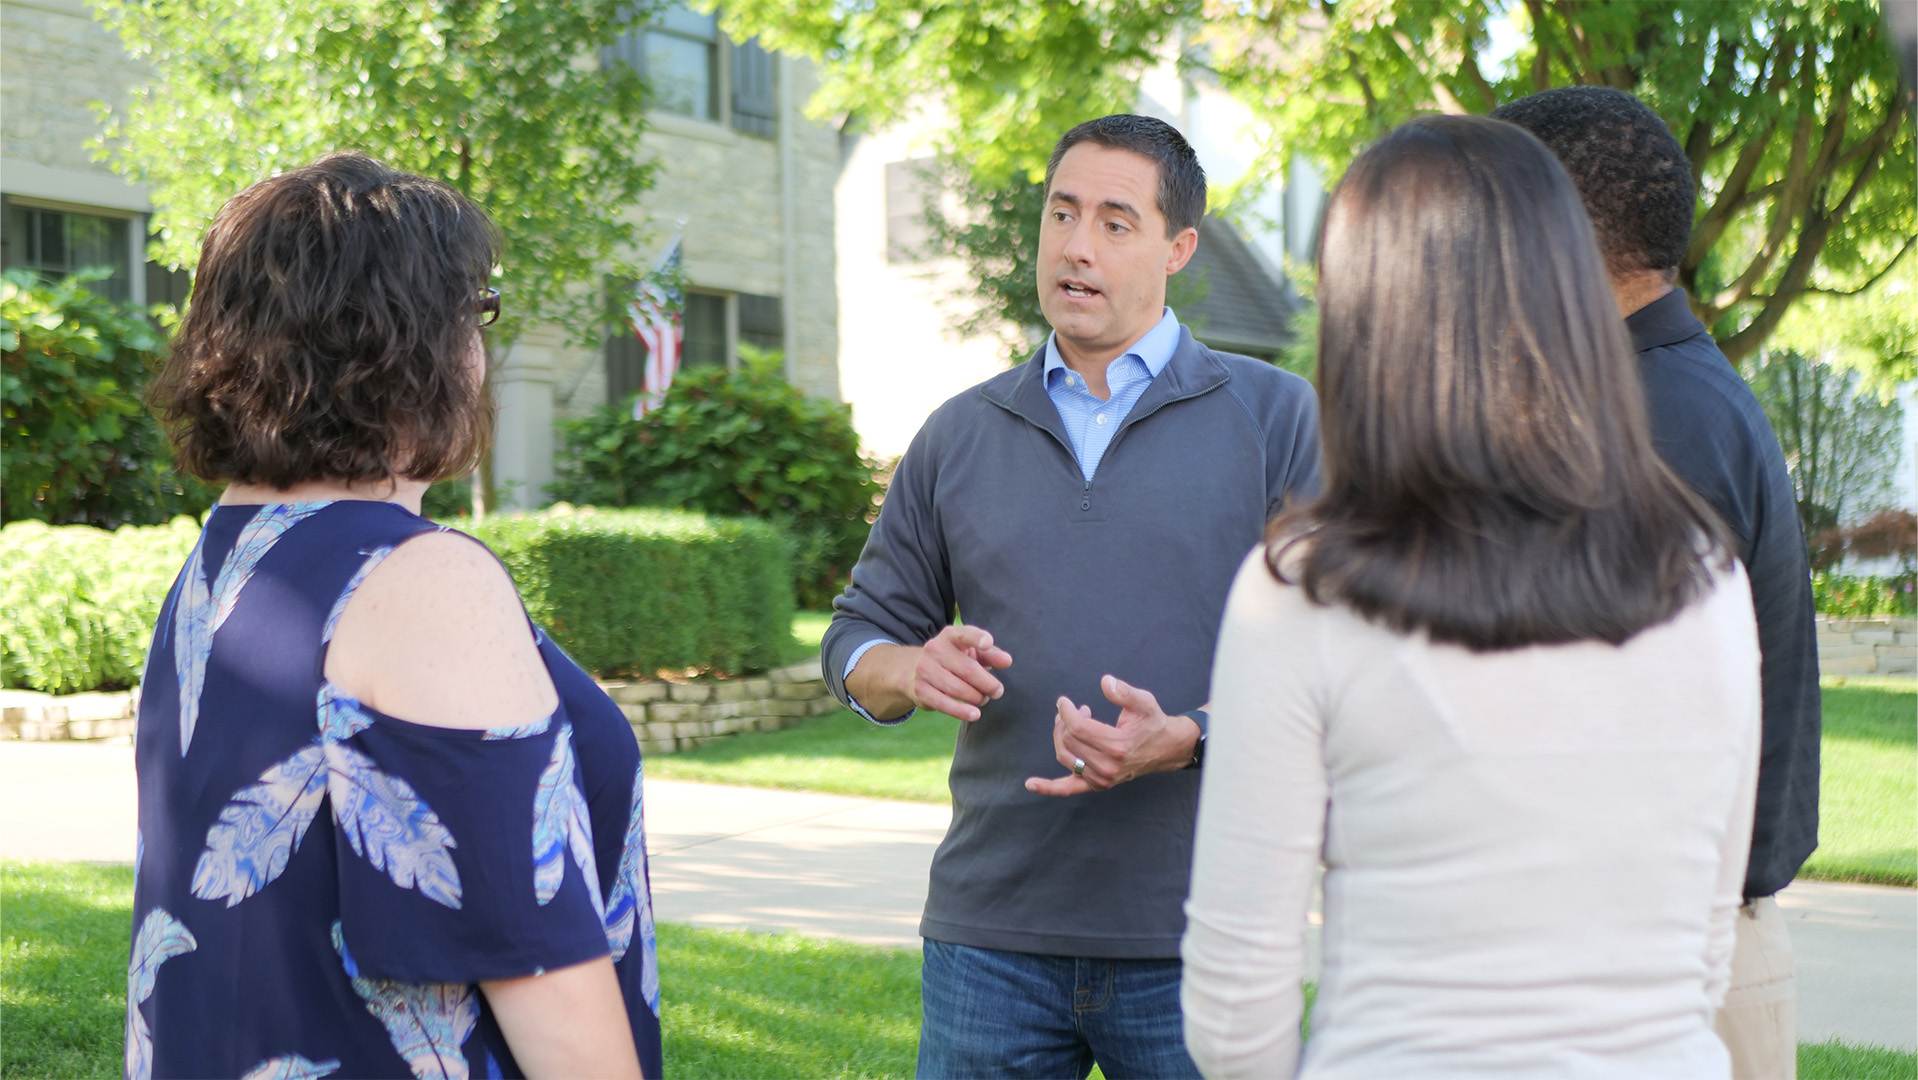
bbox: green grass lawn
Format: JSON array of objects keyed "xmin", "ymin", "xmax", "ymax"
[
  {"xmin": 654, "ymin": 658, "xmax": 1918, "ymax": 886},
  {"xmin": 1, "ymin": 862, "xmax": 129, "ymax": 1079},
  {"xmin": 790, "ymin": 610, "xmax": 833, "ymax": 654},
  {"xmin": 655, "ymin": 610, "xmax": 968, "ymax": 803},
  {"xmin": 648, "ymin": 707, "xmax": 961, "ymax": 803},
  {"xmin": 660, "ymin": 923, "xmax": 920, "ymax": 1078},
  {"xmin": 1804, "ymin": 677, "xmax": 1917, "ymax": 887},
  {"xmin": 3, "ymin": 861, "xmax": 1909, "ymax": 1079}
]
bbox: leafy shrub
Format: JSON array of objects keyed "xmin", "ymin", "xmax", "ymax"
[
  {"xmin": 469, "ymin": 506, "xmax": 795, "ymax": 678},
  {"xmin": 1, "ymin": 269, "xmax": 215, "ymax": 528},
  {"xmin": 421, "ymin": 476, "xmax": 476, "ymax": 521},
  {"xmin": 1, "ymin": 517, "xmax": 199, "ymax": 693},
  {"xmin": 1814, "ymin": 571, "xmax": 1918, "ymax": 617},
  {"xmin": 2, "ymin": 505, "xmax": 794, "ymax": 693},
  {"xmin": 549, "ymin": 355, "xmax": 881, "ymax": 608}
]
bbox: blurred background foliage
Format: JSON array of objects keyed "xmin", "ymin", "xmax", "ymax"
[
  {"xmin": 720, "ymin": 0, "xmax": 1911, "ymax": 371},
  {"xmin": 548, "ymin": 348, "xmax": 883, "ymax": 609},
  {"xmin": 0, "ymin": 269, "xmax": 214, "ymax": 529}
]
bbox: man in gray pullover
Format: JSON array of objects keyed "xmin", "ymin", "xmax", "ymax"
[{"xmin": 822, "ymin": 114, "xmax": 1322, "ymax": 1078}]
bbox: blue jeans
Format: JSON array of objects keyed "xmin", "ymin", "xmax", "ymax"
[{"xmin": 916, "ymin": 939, "xmax": 1202, "ymax": 1080}]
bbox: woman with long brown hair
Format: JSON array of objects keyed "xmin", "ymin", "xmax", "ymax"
[{"xmin": 1180, "ymin": 116, "xmax": 1758, "ymax": 1078}]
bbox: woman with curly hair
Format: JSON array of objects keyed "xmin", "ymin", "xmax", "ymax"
[{"xmin": 128, "ymin": 152, "xmax": 658, "ymax": 1079}]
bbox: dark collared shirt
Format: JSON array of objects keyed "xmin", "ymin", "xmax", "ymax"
[{"xmin": 1630, "ymin": 288, "xmax": 1820, "ymax": 899}]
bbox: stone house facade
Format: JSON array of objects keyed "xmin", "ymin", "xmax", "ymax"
[{"xmin": 0, "ymin": 0, "xmax": 841, "ymax": 510}]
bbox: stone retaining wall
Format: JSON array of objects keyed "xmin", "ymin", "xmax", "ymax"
[
  {"xmin": 0, "ymin": 657, "xmax": 840, "ymax": 746},
  {"xmin": 0, "ymin": 690, "xmax": 139, "ymax": 742},
  {"xmin": 602, "ymin": 659, "xmax": 840, "ymax": 756},
  {"xmin": 1817, "ymin": 616, "xmax": 1917, "ymax": 676},
  {"xmin": 10, "ymin": 622, "xmax": 1914, "ymax": 743}
]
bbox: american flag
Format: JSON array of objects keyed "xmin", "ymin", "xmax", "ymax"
[{"xmin": 628, "ymin": 236, "xmax": 683, "ymax": 419}]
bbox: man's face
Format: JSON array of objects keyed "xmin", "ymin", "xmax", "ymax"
[{"xmin": 1037, "ymin": 143, "xmax": 1197, "ymax": 364}]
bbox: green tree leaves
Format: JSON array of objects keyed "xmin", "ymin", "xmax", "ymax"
[
  {"xmin": 719, "ymin": 0, "xmax": 1912, "ymax": 365},
  {"xmin": 91, "ymin": 0, "xmax": 660, "ymax": 346},
  {"xmin": 1206, "ymin": 0, "xmax": 1914, "ymax": 365},
  {"xmin": 715, "ymin": 0, "xmax": 1190, "ymax": 183},
  {"xmin": 0, "ymin": 269, "xmax": 214, "ymax": 528}
]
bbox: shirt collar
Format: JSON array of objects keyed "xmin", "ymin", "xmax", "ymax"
[
  {"xmin": 1626, "ymin": 287, "xmax": 1709, "ymax": 354},
  {"xmin": 1043, "ymin": 308, "xmax": 1182, "ymax": 385}
]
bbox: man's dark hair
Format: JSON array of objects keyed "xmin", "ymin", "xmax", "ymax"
[
  {"xmin": 157, "ymin": 152, "xmax": 499, "ymax": 488},
  {"xmin": 1490, "ymin": 87, "xmax": 1694, "ymax": 277},
  {"xmin": 1044, "ymin": 114, "xmax": 1206, "ymax": 237}
]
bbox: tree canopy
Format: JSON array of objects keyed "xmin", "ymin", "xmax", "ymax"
[
  {"xmin": 715, "ymin": 0, "xmax": 1181, "ymax": 181},
  {"xmin": 92, "ymin": 0, "xmax": 660, "ymax": 345},
  {"xmin": 719, "ymin": 0, "xmax": 1913, "ymax": 365}
]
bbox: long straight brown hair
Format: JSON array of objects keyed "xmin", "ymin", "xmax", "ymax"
[{"xmin": 1270, "ymin": 115, "xmax": 1730, "ymax": 650}]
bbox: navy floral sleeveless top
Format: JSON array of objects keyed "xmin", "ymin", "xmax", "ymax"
[{"xmin": 127, "ymin": 500, "xmax": 663, "ymax": 1079}]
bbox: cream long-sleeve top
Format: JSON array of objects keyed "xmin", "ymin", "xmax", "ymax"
[{"xmin": 1182, "ymin": 549, "xmax": 1760, "ymax": 1080}]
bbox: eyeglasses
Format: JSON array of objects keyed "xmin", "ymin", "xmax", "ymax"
[{"xmin": 477, "ymin": 288, "xmax": 501, "ymax": 327}]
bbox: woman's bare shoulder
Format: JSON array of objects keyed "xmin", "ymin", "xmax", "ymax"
[{"xmin": 325, "ymin": 530, "xmax": 558, "ymax": 731}]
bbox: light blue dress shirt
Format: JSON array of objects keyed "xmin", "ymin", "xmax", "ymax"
[
  {"xmin": 842, "ymin": 310, "xmax": 1183, "ymax": 721},
  {"xmin": 1040, "ymin": 307, "xmax": 1182, "ymax": 481}
]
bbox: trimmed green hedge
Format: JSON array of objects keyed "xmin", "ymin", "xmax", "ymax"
[
  {"xmin": 1, "ymin": 517, "xmax": 199, "ymax": 693},
  {"xmin": 2, "ymin": 507, "xmax": 794, "ymax": 694},
  {"xmin": 465, "ymin": 507, "xmax": 795, "ymax": 678}
]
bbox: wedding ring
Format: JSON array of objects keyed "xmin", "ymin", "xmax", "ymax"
[{"xmin": 1072, "ymin": 757, "xmax": 1087, "ymax": 777}]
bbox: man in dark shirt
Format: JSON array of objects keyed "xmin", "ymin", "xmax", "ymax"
[{"xmin": 1494, "ymin": 87, "xmax": 1821, "ymax": 1080}]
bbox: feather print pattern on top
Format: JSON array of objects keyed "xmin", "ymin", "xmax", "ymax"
[
  {"xmin": 334, "ymin": 923, "xmax": 479, "ymax": 1080},
  {"xmin": 172, "ymin": 503, "xmax": 329, "ymax": 755},
  {"xmin": 530, "ymin": 723, "xmax": 603, "ymax": 918},
  {"xmin": 192, "ymin": 689, "xmax": 460, "ymax": 908},
  {"xmin": 324, "ymin": 739, "xmax": 462, "ymax": 908},
  {"xmin": 240, "ymin": 1054, "xmax": 342, "ymax": 1080},
  {"xmin": 321, "ymin": 543, "xmax": 396, "ymax": 643},
  {"xmin": 125, "ymin": 908, "xmax": 197, "ymax": 1080},
  {"xmin": 602, "ymin": 760, "xmax": 660, "ymax": 1012},
  {"xmin": 481, "ymin": 713, "xmax": 552, "ymax": 741},
  {"xmin": 191, "ymin": 742, "xmax": 329, "ymax": 907},
  {"xmin": 317, "ymin": 682, "xmax": 377, "ymax": 743},
  {"xmin": 170, "ymin": 537, "xmax": 213, "ymax": 757}
]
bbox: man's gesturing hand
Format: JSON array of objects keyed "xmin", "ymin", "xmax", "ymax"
[
  {"xmin": 845, "ymin": 625, "xmax": 1013, "ymax": 723},
  {"xmin": 1025, "ymin": 675, "xmax": 1201, "ymax": 797}
]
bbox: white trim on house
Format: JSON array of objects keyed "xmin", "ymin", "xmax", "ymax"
[{"xmin": 0, "ymin": 157, "xmax": 150, "ymax": 212}]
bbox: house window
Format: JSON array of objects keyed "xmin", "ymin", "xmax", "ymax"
[
  {"xmin": 886, "ymin": 159, "xmax": 936, "ymax": 263},
  {"xmin": 602, "ymin": 4, "xmax": 777, "ymax": 136},
  {"xmin": 680, "ymin": 291, "xmax": 728, "ymax": 368},
  {"xmin": 606, "ymin": 288, "xmax": 784, "ymax": 402},
  {"xmin": 1, "ymin": 199, "xmax": 134, "ymax": 302},
  {"xmin": 606, "ymin": 4, "xmax": 718, "ymax": 121}
]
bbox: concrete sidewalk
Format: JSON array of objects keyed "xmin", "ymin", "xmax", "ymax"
[{"xmin": 4, "ymin": 742, "xmax": 1912, "ymax": 1051}]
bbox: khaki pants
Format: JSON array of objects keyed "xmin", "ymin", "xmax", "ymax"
[{"xmin": 1714, "ymin": 895, "xmax": 1797, "ymax": 1080}]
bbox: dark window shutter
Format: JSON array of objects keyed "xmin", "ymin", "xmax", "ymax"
[
  {"xmin": 604, "ymin": 326, "xmax": 647, "ymax": 405},
  {"xmin": 738, "ymin": 292, "xmax": 783, "ymax": 352},
  {"xmin": 731, "ymin": 37, "xmax": 777, "ymax": 138}
]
